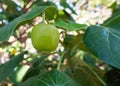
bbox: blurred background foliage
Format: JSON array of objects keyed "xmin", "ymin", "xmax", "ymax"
[{"xmin": 0, "ymin": 0, "xmax": 120, "ymax": 86}]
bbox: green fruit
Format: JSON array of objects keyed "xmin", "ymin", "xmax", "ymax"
[{"xmin": 30, "ymin": 23, "xmax": 59, "ymax": 52}]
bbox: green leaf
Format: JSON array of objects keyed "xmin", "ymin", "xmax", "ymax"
[
  {"xmin": 45, "ymin": 6, "xmax": 58, "ymax": 20},
  {"xmin": 108, "ymin": 1, "xmax": 117, "ymax": 10},
  {"xmin": 9, "ymin": 65, "xmax": 29, "ymax": 84},
  {"xmin": 55, "ymin": 19, "xmax": 87, "ymax": 30},
  {"xmin": 19, "ymin": 70, "xmax": 80, "ymax": 86},
  {"xmin": 60, "ymin": 1, "xmax": 76, "ymax": 14},
  {"xmin": 0, "ymin": 6, "xmax": 56, "ymax": 42},
  {"xmin": 103, "ymin": 11, "xmax": 120, "ymax": 30},
  {"xmin": 108, "ymin": 1, "xmax": 120, "ymax": 13},
  {"xmin": 0, "ymin": 51, "xmax": 27, "ymax": 82},
  {"xmin": 32, "ymin": 1, "xmax": 57, "ymax": 20},
  {"xmin": 58, "ymin": 10, "xmax": 75, "ymax": 22},
  {"xmin": 22, "ymin": 55, "xmax": 48, "ymax": 81},
  {"xmin": 32, "ymin": 0, "xmax": 56, "ymax": 9},
  {"xmin": 84, "ymin": 25, "xmax": 120, "ymax": 69}
]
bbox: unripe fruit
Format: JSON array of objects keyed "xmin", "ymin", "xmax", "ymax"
[{"xmin": 30, "ymin": 23, "xmax": 59, "ymax": 52}]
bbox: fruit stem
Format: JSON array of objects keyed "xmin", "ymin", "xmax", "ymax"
[
  {"xmin": 42, "ymin": 12, "xmax": 46, "ymax": 23},
  {"xmin": 42, "ymin": 12, "xmax": 49, "ymax": 24},
  {"xmin": 57, "ymin": 52, "xmax": 66, "ymax": 70}
]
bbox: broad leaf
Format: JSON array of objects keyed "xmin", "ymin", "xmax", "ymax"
[
  {"xmin": 0, "ymin": 6, "xmax": 56, "ymax": 42},
  {"xmin": 84, "ymin": 25, "xmax": 120, "ymax": 69},
  {"xmin": 19, "ymin": 70, "xmax": 80, "ymax": 86},
  {"xmin": 55, "ymin": 19, "xmax": 87, "ymax": 30},
  {"xmin": 103, "ymin": 11, "xmax": 120, "ymax": 30},
  {"xmin": 0, "ymin": 51, "xmax": 26, "ymax": 82}
]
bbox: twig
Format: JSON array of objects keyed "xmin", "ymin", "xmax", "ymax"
[
  {"xmin": 22, "ymin": 0, "xmax": 34, "ymax": 12},
  {"xmin": 57, "ymin": 52, "xmax": 66, "ymax": 70}
]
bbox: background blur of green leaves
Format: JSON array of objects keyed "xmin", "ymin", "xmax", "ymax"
[{"xmin": 0, "ymin": 0, "xmax": 120, "ymax": 86}]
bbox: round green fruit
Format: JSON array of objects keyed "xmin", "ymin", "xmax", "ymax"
[{"xmin": 30, "ymin": 23, "xmax": 59, "ymax": 52}]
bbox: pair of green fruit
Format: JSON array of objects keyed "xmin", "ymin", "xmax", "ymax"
[{"xmin": 30, "ymin": 23, "xmax": 59, "ymax": 52}]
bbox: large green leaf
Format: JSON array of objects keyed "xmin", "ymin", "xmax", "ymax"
[
  {"xmin": 55, "ymin": 19, "xmax": 87, "ymax": 30},
  {"xmin": 19, "ymin": 70, "xmax": 80, "ymax": 86},
  {"xmin": 103, "ymin": 11, "xmax": 120, "ymax": 30},
  {"xmin": 0, "ymin": 51, "xmax": 26, "ymax": 82},
  {"xmin": 0, "ymin": 6, "xmax": 56, "ymax": 42},
  {"xmin": 84, "ymin": 25, "xmax": 120, "ymax": 69}
]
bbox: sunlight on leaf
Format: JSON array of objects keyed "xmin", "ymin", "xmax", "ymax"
[
  {"xmin": 0, "ymin": 51, "xmax": 27, "ymax": 82},
  {"xmin": 55, "ymin": 19, "xmax": 87, "ymax": 30}
]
